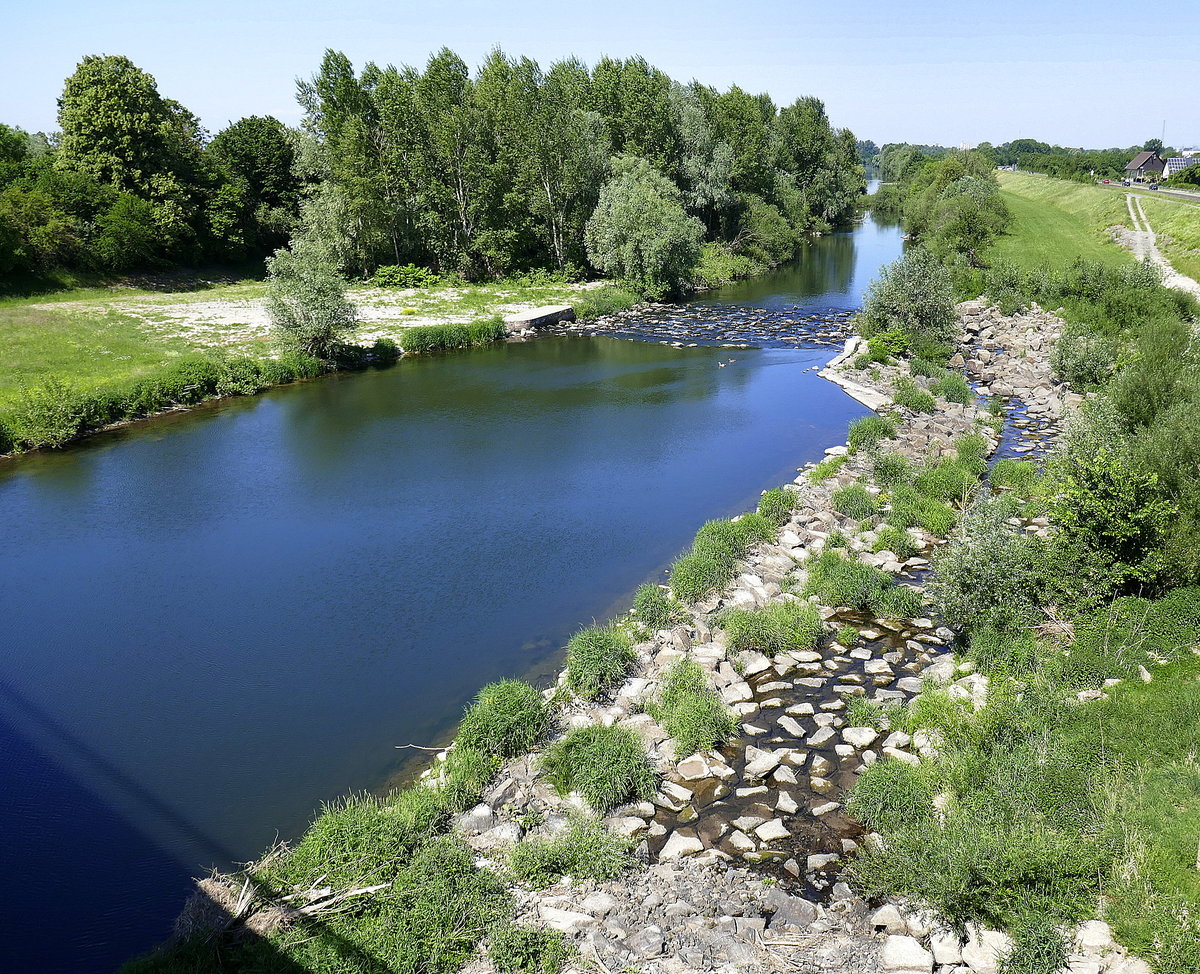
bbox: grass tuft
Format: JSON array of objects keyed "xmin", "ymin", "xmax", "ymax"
[
  {"xmin": 539, "ymin": 725, "xmax": 656, "ymax": 814},
  {"xmin": 565, "ymin": 623, "xmax": 635, "ymax": 700}
]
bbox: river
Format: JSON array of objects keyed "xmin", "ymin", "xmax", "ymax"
[{"xmin": 0, "ymin": 207, "xmax": 901, "ymax": 973}]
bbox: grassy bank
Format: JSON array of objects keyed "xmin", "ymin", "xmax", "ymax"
[
  {"xmin": 849, "ymin": 175, "xmax": 1200, "ymax": 972},
  {"xmin": 0, "ymin": 277, "xmax": 639, "ymax": 454}
]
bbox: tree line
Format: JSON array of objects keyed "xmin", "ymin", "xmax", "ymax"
[{"xmin": 0, "ymin": 50, "xmax": 866, "ymax": 296}]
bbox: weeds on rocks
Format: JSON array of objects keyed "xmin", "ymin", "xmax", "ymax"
[
  {"xmin": 831, "ymin": 483, "xmax": 880, "ymax": 521},
  {"xmin": 632, "ymin": 584, "xmax": 685, "ymax": 629},
  {"xmin": 488, "ymin": 923, "xmax": 574, "ymax": 974},
  {"xmin": 457, "ymin": 680, "xmax": 552, "ymax": 759},
  {"xmin": 565, "ymin": 624, "xmax": 636, "ymax": 700},
  {"xmin": 539, "ymin": 725, "xmax": 656, "ymax": 814},
  {"xmin": 508, "ymin": 816, "xmax": 633, "ymax": 888},
  {"xmin": 648, "ymin": 659, "xmax": 735, "ymax": 756},
  {"xmin": 848, "ymin": 414, "xmax": 899, "ymax": 453},
  {"xmin": 757, "ymin": 486, "xmax": 798, "ymax": 525},
  {"xmin": 803, "ymin": 550, "xmax": 923, "ymax": 619},
  {"xmin": 721, "ymin": 601, "xmax": 824, "ymax": 655},
  {"xmin": 669, "ymin": 514, "xmax": 774, "ymax": 603},
  {"xmin": 872, "ymin": 451, "xmax": 913, "ymax": 488},
  {"xmin": 893, "ymin": 376, "xmax": 937, "ymax": 413}
]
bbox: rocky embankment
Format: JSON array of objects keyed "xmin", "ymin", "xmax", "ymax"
[{"xmin": 443, "ymin": 300, "xmax": 1156, "ymax": 974}]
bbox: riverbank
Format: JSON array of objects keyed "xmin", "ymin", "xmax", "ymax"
[
  {"xmin": 129, "ymin": 295, "xmax": 1167, "ymax": 974},
  {"xmin": 0, "ymin": 280, "xmax": 642, "ymax": 456}
]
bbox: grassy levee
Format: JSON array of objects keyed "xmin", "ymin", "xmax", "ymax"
[{"xmin": 991, "ymin": 171, "xmax": 1132, "ymax": 272}]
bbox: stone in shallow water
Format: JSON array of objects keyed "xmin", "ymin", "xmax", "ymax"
[{"xmin": 658, "ymin": 831, "xmax": 703, "ymax": 860}]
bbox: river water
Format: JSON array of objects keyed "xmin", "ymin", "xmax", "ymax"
[{"xmin": 0, "ymin": 209, "xmax": 901, "ymax": 972}]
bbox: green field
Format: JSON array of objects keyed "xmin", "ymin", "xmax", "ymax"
[
  {"xmin": 989, "ymin": 172, "xmax": 1133, "ymax": 272},
  {"xmin": 992, "ymin": 171, "xmax": 1200, "ymax": 283},
  {"xmin": 0, "ymin": 278, "xmax": 617, "ymax": 406}
]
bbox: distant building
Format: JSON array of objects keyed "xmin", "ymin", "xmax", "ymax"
[
  {"xmin": 1125, "ymin": 151, "xmax": 1166, "ymax": 181},
  {"xmin": 1165, "ymin": 156, "xmax": 1198, "ymax": 177}
]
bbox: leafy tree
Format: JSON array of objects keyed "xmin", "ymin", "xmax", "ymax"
[
  {"xmin": 265, "ymin": 240, "xmax": 357, "ymax": 359},
  {"xmin": 585, "ymin": 155, "xmax": 704, "ymax": 298},
  {"xmin": 926, "ymin": 175, "xmax": 1011, "ymax": 265}
]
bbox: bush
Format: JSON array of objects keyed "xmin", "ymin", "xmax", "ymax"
[
  {"xmin": 991, "ymin": 459, "xmax": 1040, "ymax": 497},
  {"xmin": 931, "ymin": 372, "xmax": 974, "ymax": 405},
  {"xmin": 648, "ymin": 659, "xmax": 735, "ymax": 756},
  {"xmin": 831, "ymin": 483, "xmax": 880, "ymax": 520},
  {"xmin": 573, "ymin": 285, "xmax": 640, "ymax": 320},
  {"xmin": 5, "ymin": 377, "xmax": 89, "ymax": 449},
  {"xmin": 928, "ymin": 500, "xmax": 1046, "ymax": 636},
  {"xmin": 373, "ymin": 263, "xmax": 440, "ymax": 288},
  {"xmin": 692, "ymin": 240, "xmax": 758, "ymax": 289},
  {"xmin": 489, "ymin": 924, "xmax": 573, "ymax": 974},
  {"xmin": 873, "ymin": 452, "xmax": 913, "ymax": 488},
  {"xmin": 722, "ymin": 601, "xmax": 824, "ymax": 655},
  {"xmin": 1051, "ymin": 325, "xmax": 1116, "ymax": 387},
  {"xmin": 565, "ymin": 623, "xmax": 635, "ymax": 700},
  {"xmin": 910, "ymin": 358, "xmax": 948, "ymax": 379},
  {"xmin": 914, "ymin": 460, "xmax": 977, "ymax": 504},
  {"xmin": 266, "ymin": 239, "xmax": 358, "ymax": 360},
  {"xmin": 893, "ymin": 376, "xmax": 937, "ymax": 413},
  {"xmin": 633, "ymin": 584, "xmax": 684, "ymax": 629},
  {"xmin": 539, "ymin": 725, "xmax": 656, "ymax": 814},
  {"xmin": 856, "ymin": 247, "xmax": 957, "ymax": 357},
  {"xmin": 848, "ymin": 414, "xmax": 899, "ymax": 453},
  {"xmin": 835, "ymin": 624, "xmax": 859, "ymax": 647},
  {"xmin": 456, "ymin": 680, "xmax": 551, "ymax": 758},
  {"xmin": 758, "ymin": 486, "xmax": 797, "ymax": 526},
  {"xmin": 508, "ymin": 816, "xmax": 633, "ymax": 888}
]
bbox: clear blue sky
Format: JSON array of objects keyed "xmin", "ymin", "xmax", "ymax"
[{"xmin": 5, "ymin": 0, "xmax": 1198, "ymax": 149}]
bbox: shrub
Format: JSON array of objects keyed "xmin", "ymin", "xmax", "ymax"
[
  {"xmin": 648, "ymin": 659, "xmax": 735, "ymax": 756},
  {"xmin": 573, "ymin": 286, "xmax": 640, "ymax": 320},
  {"xmin": 831, "ymin": 483, "xmax": 880, "ymax": 520},
  {"xmin": 931, "ymin": 372, "xmax": 974, "ymax": 405},
  {"xmin": 508, "ymin": 816, "xmax": 633, "ymax": 888},
  {"xmin": 893, "ymin": 376, "xmax": 937, "ymax": 413},
  {"xmin": 873, "ymin": 451, "xmax": 912, "ymax": 488},
  {"xmin": 847, "ymin": 758, "xmax": 936, "ymax": 834},
  {"xmin": 1051, "ymin": 325, "xmax": 1117, "ymax": 387},
  {"xmin": 266, "ymin": 239, "xmax": 357, "ymax": 360},
  {"xmin": 489, "ymin": 924, "xmax": 573, "ymax": 974},
  {"xmin": 722, "ymin": 601, "xmax": 824, "ymax": 655},
  {"xmin": 928, "ymin": 500, "xmax": 1046, "ymax": 636},
  {"xmin": 565, "ymin": 624, "xmax": 635, "ymax": 700},
  {"xmin": 758, "ymin": 486, "xmax": 797, "ymax": 525},
  {"xmin": 853, "ymin": 352, "xmax": 872, "ymax": 370},
  {"xmin": 5, "ymin": 377, "xmax": 89, "ymax": 449},
  {"xmin": 585, "ymin": 156, "xmax": 704, "ymax": 299},
  {"xmin": 848, "ymin": 414, "xmax": 899, "ymax": 453},
  {"xmin": 456, "ymin": 680, "xmax": 551, "ymax": 758},
  {"xmin": 889, "ymin": 484, "xmax": 958, "ymax": 536},
  {"xmin": 835, "ymin": 624, "xmax": 859, "ymax": 647},
  {"xmin": 692, "ymin": 239, "xmax": 758, "ymax": 289},
  {"xmin": 856, "ymin": 247, "xmax": 957, "ymax": 357},
  {"xmin": 372, "ymin": 263, "xmax": 440, "ymax": 288},
  {"xmin": 540, "ymin": 725, "xmax": 656, "ymax": 814},
  {"xmin": 633, "ymin": 584, "xmax": 684, "ymax": 629}
]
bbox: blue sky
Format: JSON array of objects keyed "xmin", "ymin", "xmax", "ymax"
[{"xmin": 5, "ymin": 0, "xmax": 1198, "ymax": 149}]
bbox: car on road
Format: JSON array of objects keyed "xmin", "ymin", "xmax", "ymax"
[{"xmin": 1101, "ymin": 179, "xmax": 1111, "ymax": 184}]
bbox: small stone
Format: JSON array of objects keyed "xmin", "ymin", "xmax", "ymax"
[
  {"xmin": 658, "ymin": 831, "xmax": 703, "ymax": 860},
  {"xmin": 744, "ymin": 745, "xmax": 782, "ymax": 778},
  {"xmin": 776, "ymin": 791, "xmax": 799, "ymax": 814},
  {"xmin": 1074, "ymin": 919, "xmax": 1115, "ymax": 952},
  {"xmin": 727, "ymin": 829, "xmax": 756, "ymax": 853},
  {"xmin": 538, "ymin": 905, "xmax": 594, "ymax": 934},
  {"xmin": 806, "ymin": 852, "xmax": 840, "ymax": 871},
  {"xmin": 881, "ymin": 935, "xmax": 933, "ymax": 973},
  {"xmin": 812, "ymin": 801, "xmax": 840, "ymax": 817},
  {"xmin": 755, "ymin": 819, "xmax": 791, "ymax": 842},
  {"xmin": 807, "ymin": 726, "xmax": 836, "ymax": 746},
  {"xmin": 870, "ymin": 904, "xmax": 907, "ymax": 934},
  {"xmin": 843, "ymin": 726, "xmax": 879, "ymax": 748},
  {"xmin": 930, "ymin": 929, "xmax": 962, "ymax": 964},
  {"xmin": 962, "ymin": 925, "xmax": 1013, "ymax": 974}
]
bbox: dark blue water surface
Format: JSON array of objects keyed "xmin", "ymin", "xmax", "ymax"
[{"xmin": 0, "ymin": 215, "xmax": 901, "ymax": 972}]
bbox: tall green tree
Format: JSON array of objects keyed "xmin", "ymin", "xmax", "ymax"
[{"xmin": 266, "ymin": 239, "xmax": 357, "ymax": 359}]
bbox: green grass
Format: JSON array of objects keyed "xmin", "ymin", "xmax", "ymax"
[
  {"xmin": 848, "ymin": 413, "xmax": 899, "ymax": 453},
  {"xmin": 488, "ymin": 924, "xmax": 573, "ymax": 974},
  {"xmin": 507, "ymin": 816, "xmax": 633, "ymax": 888},
  {"xmin": 803, "ymin": 549, "xmax": 924, "ymax": 618},
  {"xmin": 647, "ymin": 659, "xmax": 736, "ymax": 757},
  {"xmin": 990, "ymin": 172, "xmax": 1134, "ymax": 273},
  {"xmin": 669, "ymin": 513, "xmax": 775, "ymax": 603},
  {"xmin": 564, "ymin": 623, "xmax": 636, "ymax": 700},
  {"xmin": 831, "ymin": 482, "xmax": 881, "ymax": 521},
  {"xmin": 539, "ymin": 724, "xmax": 656, "ymax": 814},
  {"xmin": 632, "ymin": 583, "xmax": 686, "ymax": 629},
  {"xmin": 721, "ymin": 600, "xmax": 824, "ymax": 655},
  {"xmin": 757, "ymin": 486, "xmax": 798, "ymax": 525},
  {"xmin": 808, "ymin": 454, "xmax": 848, "ymax": 482},
  {"xmin": 456, "ymin": 680, "xmax": 551, "ymax": 759}
]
